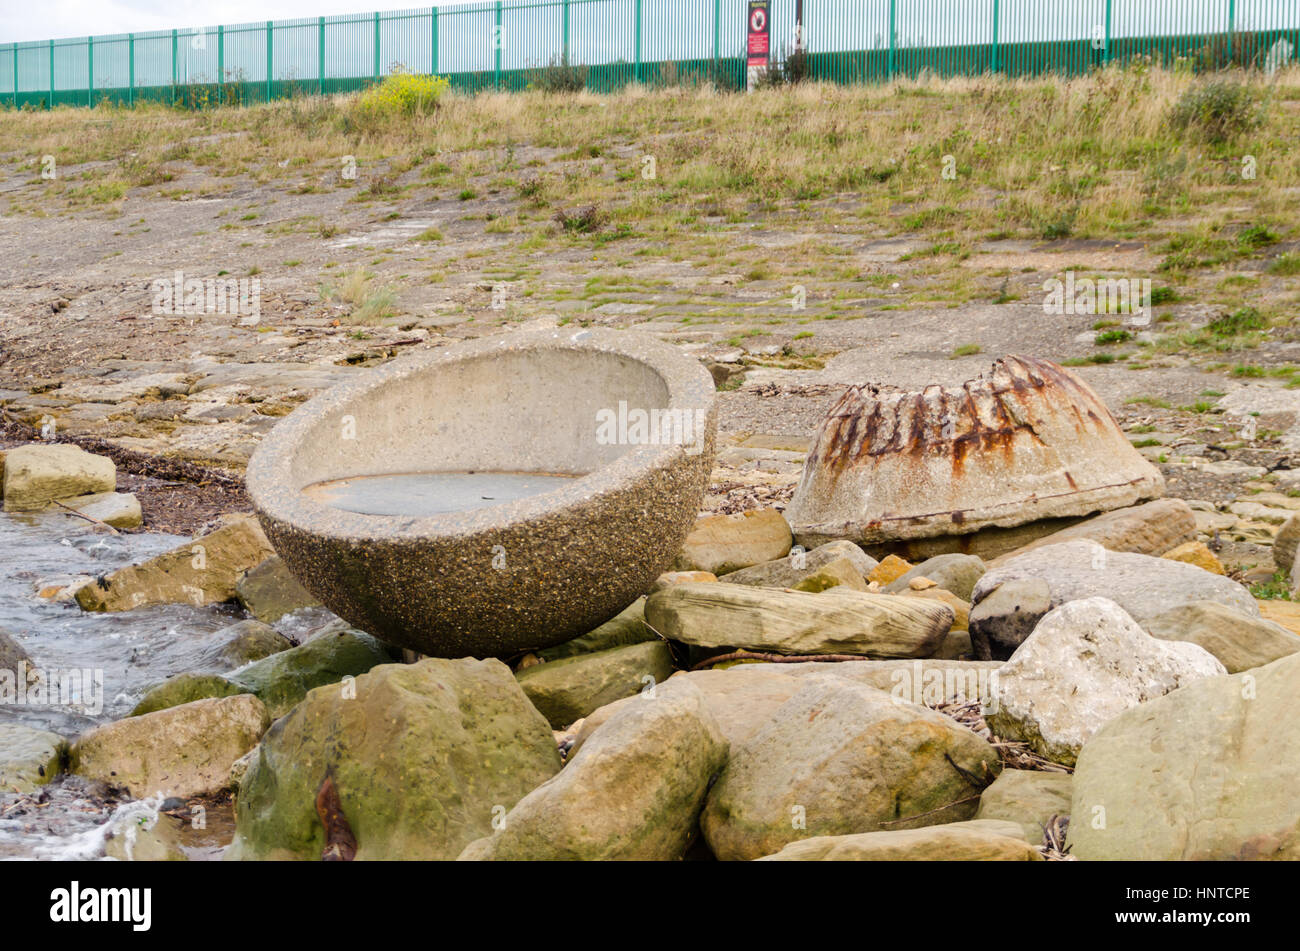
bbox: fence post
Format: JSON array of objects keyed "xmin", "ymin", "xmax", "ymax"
[
  {"xmin": 13, "ymin": 44, "xmax": 18, "ymax": 109},
  {"xmin": 1227, "ymin": 0, "xmax": 1237, "ymax": 67},
  {"xmin": 888, "ymin": 0, "xmax": 896, "ymax": 79},
  {"xmin": 266, "ymin": 21, "xmax": 273, "ymax": 102},
  {"xmin": 88, "ymin": 36, "xmax": 94, "ymax": 106},
  {"xmin": 172, "ymin": 28, "xmax": 178, "ymax": 105},
  {"xmin": 1104, "ymin": 0, "xmax": 1113, "ymax": 64},
  {"xmin": 634, "ymin": 0, "xmax": 644, "ymax": 83},
  {"xmin": 319, "ymin": 17, "xmax": 325, "ymax": 94},
  {"xmin": 48, "ymin": 39, "xmax": 53, "ymax": 109},
  {"xmin": 713, "ymin": 0, "xmax": 720, "ymax": 75},
  {"xmin": 563, "ymin": 0, "xmax": 570, "ymax": 62},
  {"xmin": 128, "ymin": 33, "xmax": 134, "ymax": 106},
  {"xmin": 494, "ymin": 1, "xmax": 502, "ymax": 90},
  {"xmin": 432, "ymin": 7, "xmax": 439, "ymax": 74},
  {"xmin": 218, "ymin": 25, "xmax": 224, "ymax": 98},
  {"xmin": 990, "ymin": 0, "xmax": 999, "ymax": 74},
  {"xmin": 374, "ymin": 11, "xmax": 381, "ymax": 82}
]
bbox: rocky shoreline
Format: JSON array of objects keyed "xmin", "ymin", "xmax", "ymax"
[{"xmin": 3, "ymin": 415, "xmax": 1299, "ymax": 860}]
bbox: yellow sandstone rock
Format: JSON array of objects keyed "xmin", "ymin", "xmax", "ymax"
[
  {"xmin": 868, "ymin": 554, "xmax": 912, "ymax": 585},
  {"xmin": 1160, "ymin": 541, "xmax": 1225, "ymax": 576},
  {"xmin": 1258, "ymin": 600, "xmax": 1300, "ymax": 638},
  {"xmin": 652, "ymin": 570, "xmax": 719, "ymax": 591},
  {"xmin": 672, "ymin": 509, "xmax": 793, "ymax": 576},
  {"xmin": 903, "ymin": 587, "xmax": 971, "ymax": 631},
  {"xmin": 791, "ymin": 557, "xmax": 869, "ymax": 593}
]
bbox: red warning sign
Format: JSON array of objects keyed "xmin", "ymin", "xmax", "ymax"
[{"xmin": 747, "ymin": 1, "xmax": 771, "ymax": 66}]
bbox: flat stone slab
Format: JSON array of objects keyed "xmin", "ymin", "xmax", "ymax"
[
  {"xmin": 970, "ymin": 539, "xmax": 1258, "ymax": 659},
  {"xmin": 645, "ymin": 582, "xmax": 953, "ymax": 657},
  {"xmin": 2, "ymin": 444, "xmax": 116, "ymax": 513}
]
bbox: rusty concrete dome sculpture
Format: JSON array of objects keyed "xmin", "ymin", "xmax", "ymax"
[
  {"xmin": 785, "ymin": 355, "xmax": 1163, "ymax": 547},
  {"xmin": 245, "ymin": 328, "xmax": 716, "ymax": 658}
]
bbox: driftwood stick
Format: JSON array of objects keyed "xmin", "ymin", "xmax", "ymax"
[
  {"xmin": 48, "ymin": 498, "xmax": 120, "ymax": 535},
  {"xmin": 690, "ymin": 649, "xmax": 868, "ymax": 670}
]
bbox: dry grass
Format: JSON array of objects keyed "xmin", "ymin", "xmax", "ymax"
[
  {"xmin": 4, "ymin": 65, "xmax": 1300, "ymax": 357},
  {"xmin": 4, "ymin": 65, "xmax": 1299, "ymax": 247},
  {"xmin": 319, "ymin": 267, "xmax": 398, "ymax": 325}
]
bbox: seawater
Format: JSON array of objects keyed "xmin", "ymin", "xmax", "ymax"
[{"xmin": 0, "ymin": 510, "xmax": 329, "ymax": 859}]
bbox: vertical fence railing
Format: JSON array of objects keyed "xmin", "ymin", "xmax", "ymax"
[{"xmin": 3, "ymin": 1, "xmax": 1299, "ymax": 110}]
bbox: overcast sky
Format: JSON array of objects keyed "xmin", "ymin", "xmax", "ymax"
[{"xmin": 0, "ymin": 1, "xmax": 436, "ymax": 43}]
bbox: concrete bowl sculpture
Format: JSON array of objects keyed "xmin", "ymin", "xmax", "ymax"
[{"xmin": 245, "ymin": 328, "xmax": 716, "ymax": 658}]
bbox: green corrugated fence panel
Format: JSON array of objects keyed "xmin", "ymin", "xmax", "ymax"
[{"xmin": 5, "ymin": 0, "xmax": 1300, "ymax": 110}]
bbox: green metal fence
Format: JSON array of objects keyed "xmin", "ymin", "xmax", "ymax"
[{"xmin": 3, "ymin": 0, "xmax": 1299, "ymax": 109}]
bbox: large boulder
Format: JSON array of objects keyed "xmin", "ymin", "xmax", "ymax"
[
  {"xmin": 1, "ymin": 444, "xmax": 115, "ymax": 512},
  {"xmin": 785, "ymin": 356, "xmax": 1164, "ymax": 547},
  {"xmin": 70, "ymin": 694, "xmax": 270, "ymax": 798},
  {"xmin": 700, "ymin": 675, "xmax": 1000, "ymax": 860},
  {"xmin": 974, "ymin": 768, "xmax": 1073, "ymax": 844},
  {"xmin": 515, "ymin": 640, "xmax": 675, "ymax": 728},
  {"xmin": 986, "ymin": 598, "xmax": 1225, "ymax": 766},
  {"xmin": 459, "ymin": 680, "xmax": 728, "ymax": 860},
  {"xmin": 1069, "ymin": 651, "xmax": 1300, "ymax": 860},
  {"xmin": 573, "ymin": 659, "xmax": 1004, "ymax": 751},
  {"xmin": 969, "ymin": 539, "xmax": 1258, "ymax": 659},
  {"xmin": 884, "ymin": 553, "xmax": 986, "ymax": 600},
  {"xmin": 671, "ymin": 509, "xmax": 792, "ymax": 575},
  {"xmin": 757, "ymin": 819, "xmax": 1040, "ymax": 861},
  {"xmin": 645, "ymin": 583, "xmax": 953, "ymax": 657},
  {"xmin": 720, "ymin": 540, "xmax": 878, "ymax": 589},
  {"xmin": 130, "ymin": 673, "xmax": 250, "ymax": 716},
  {"xmin": 833, "ymin": 658, "xmax": 1004, "ymax": 706},
  {"xmin": 227, "ymin": 627, "xmax": 396, "ymax": 719},
  {"xmin": 0, "ymin": 723, "xmax": 65, "ymax": 792},
  {"xmin": 987, "ymin": 498, "xmax": 1198, "ymax": 567},
  {"xmin": 1142, "ymin": 601, "xmax": 1300, "ymax": 673},
  {"xmin": 228, "ymin": 659, "xmax": 562, "ymax": 860},
  {"xmin": 75, "ymin": 515, "xmax": 276, "ymax": 612},
  {"xmin": 574, "ymin": 666, "xmax": 804, "ymax": 751}
]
